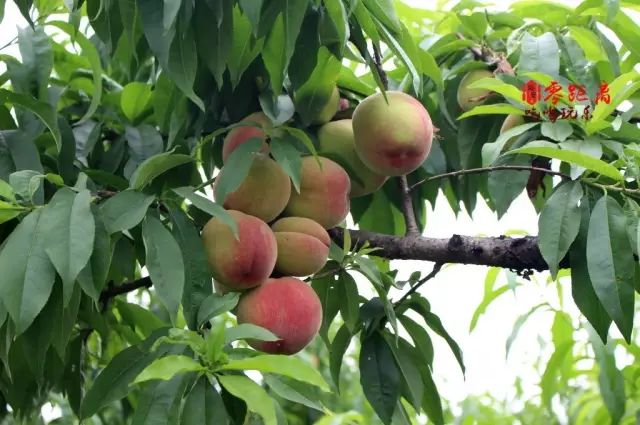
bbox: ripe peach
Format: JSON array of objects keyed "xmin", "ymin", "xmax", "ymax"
[
  {"xmin": 284, "ymin": 156, "xmax": 350, "ymax": 228},
  {"xmin": 352, "ymin": 91, "xmax": 433, "ymax": 176},
  {"xmin": 215, "ymin": 154, "xmax": 291, "ymax": 222},
  {"xmin": 201, "ymin": 210, "xmax": 277, "ymax": 291},
  {"xmin": 236, "ymin": 277, "xmax": 322, "ymax": 354},
  {"xmin": 456, "ymin": 69, "xmax": 494, "ymax": 111},
  {"xmin": 271, "ymin": 217, "xmax": 330, "ymax": 276},
  {"xmin": 318, "ymin": 119, "xmax": 387, "ymax": 197},
  {"xmin": 222, "ymin": 112, "xmax": 271, "ymax": 162}
]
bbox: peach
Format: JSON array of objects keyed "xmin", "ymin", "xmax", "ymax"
[
  {"xmin": 456, "ymin": 69, "xmax": 494, "ymax": 111},
  {"xmin": 215, "ymin": 154, "xmax": 291, "ymax": 222},
  {"xmin": 318, "ymin": 119, "xmax": 387, "ymax": 197},
  {"xmin": 271, "ymin": 217, "xmax": 330, "ymax": 276},
  {"xmin": 222, "ymin": 112, "xmax": 271, "ymax": 162},
  {"xmin": 201, "ymin": 210, "xmax": 277, "ymax": 291},
  {"xmin": 500, "ymin": 114, "xmax": 526, "ymax": 151},
  {"xmin": 352, "ymin": 91, "xmax": 433, "ymax": 176},
  {"xmin": 284, "ymin": 156, "xmax": 350, "ymax": 228},
  {"xmin": 236, "ymin": 277, "xmax": 322, "ymax": 354}
]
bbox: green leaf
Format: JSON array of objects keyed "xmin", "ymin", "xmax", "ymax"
[
  {"xmin": 227, "ymin": 5, "xmax": 265, "ymax": 87},
  {"xmin": 134, "ymin": 355, "xmax": 203, "ymax": 384},
  {"xmin": 570, "ymin": 197, "xmax": 611, "ymax": 342},
  {"xmin": 166, "ymin": 19, "xmax": 204, "ymax": 110},
  {"xmin": 269, "ymin": 137, "xmax": 302, "ymax": 193},
  {"xmin": 181, "ymin": 376, "xmax": 229, "ymax": 425},
  {"xmin": 0, "ymin": 209, "xmax": 55, "ymax": 334},
  {"xmin": 540, "ymin": 341, "xmax": 573, "ymax": 410},
  {"xmin": 48, "ymin": 21, "xmax": 103, "ymax": 123},
  {"xmin": 590, "ymin": 330, "xmax": 626, "ymax": 424},
  {"xmin": 359, "ymin": 331, "xmax": 401, "ymax": 425},
  {"xmin": 538, "ymin": 181, "xmax": 583, "ymax": 279},
  {"xmin": 0, "ymin": 179, "xmax": 15, "ymax": 202},
  {"xmin": 322, "ymin": 0, "xmax": 349, "ymax": 55},
  {"xmin": 79, "ymin": 329, "xmax": 170, "ymax": 419},
  {"xmin": 142, "ymin": 215, "xmax": 185, "ymax": 323},
  {"xmin": 220, "ymin": 355, "xmax": 329, "ymax": 391},
  {"xmin": 458, "ymin": 103, "xmax": 524, "ymax": 120},
  {"xmin": 197, "ymin": 293, "xmax": 240, "ymax": 327},
  {"xmin": 172, "ymin": 187, "xmax": 237, "ymax": 236},
  {"xmin": 262, "ymin": 0, "xmax": 308, "ymax": 96},
  {"xmin": 170, "ymin": 208, "xmax": 213, "ymax": 331},
  {"xmin": 9, "ymin": 170, "xmax": 42, "ymax": 203},
  {"xmin": 567, "ymin": 26, "xmax": 608, "ymax": 63},
  {"xmin": 329, "ymin": 324, "xmax": 352, "ymax": 390},
  {"xmin": 264, "ymin": 375, "xmax": 324, "ymax": 412},
  {"xmin": 540, "ymin": 121, "xmax": 573, "ymax": 142},
  {"xmin": 376, "ymin": 22, "xmax": 422, "ymax": 96},
  {"xmin": 587, "ymin": 196, "xmax": 635, "ymax": 342},
  {"xmin": 131, "ymin": 373, "xmax": 190, "ymax": 425},
  {"xmin": 224, "ymin": 324, "xmax": 279, "ymax": 345},
  {"xmin": 217, "ymin": 375, "xmax": 277, "ymax": 425},
  {"xmin": 100, "ymin": 190, "xmax": 155, "ymax": 234},
  {"xmin": 467, "ymin": 77, "xmax": 524, "ymax": 104},
  {"xmin": 292, "ymin": 47, "xmax": 341, "ymax": 126},
  {"xmin": 363, "ymin": 0, "xmax": 400, "ymax": 33},
  {"xmin": 77, "ymin": 208, "xmax": 113, "ymax": 301},
  {"xmin": 507, "ymin": 141, "xmax": 624, "ymax": 181},
  {"xmin": 398, "ymin": 316, "xmax": 434, "ymax": 368},
  {"xmin": 469, "ymin": 285, "xmax": 510, "ymax": 332},
  {"xmin": 121, "ymin": 82, "xmax": 153, "ymax": 122},
  {"xmin": 518, "ymin": 32, "xmax": 560, "ymax": 77},
  {"xmin": 214, "ymin": 137, "xmax": 262, "ymax": 204},
  {"xmin": 505, "ymin": 304, "xmax": 547, "ymax": 359},
  {"xmin": 487, "ymin": 155, "xmax": 531, "ymax": 218},
  {"xmin": 585, "ymin": 70, "xmax": 640, "ymax": 134},
  {"xmin": 130, "ymin": 153, "xmax": 193, "ymax": 190},
  {"xmin": 41, "ymin": 188, "xmax": 95, "ymax": 304},
  {"xmin": 420, "ymin": 310, "xmax": 465, "ymax": 375},
  {"xmin": 194, "ymin": 0, "xmax": 232, "ymax": 87},
  {"xmin": 338, "ymin": 271, "xmax": 360, "ymax": 333},
  {"xmin": 560, "ymin": 138, "xmax": 603, "ymax": 179},
  {"xmin": 162, "ymin": 0, "xmax": 181, "ymax": 30},
  {"xmin": 0, "ymin": 89, "xmax": 61, "ymax": 150}
]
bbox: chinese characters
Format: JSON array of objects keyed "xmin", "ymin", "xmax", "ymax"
[{"xmin": 521, "ymin": 80, "xmax": 610, "ymax": 122}]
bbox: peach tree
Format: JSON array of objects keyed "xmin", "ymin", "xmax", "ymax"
[{"xmin": 0, "ymin": 0, "xmax": 639, "ymax": 423}]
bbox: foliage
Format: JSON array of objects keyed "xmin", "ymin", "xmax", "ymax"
[{"xmin": 0, "ymin": 0, "xmax": 639, "ymax": 423}]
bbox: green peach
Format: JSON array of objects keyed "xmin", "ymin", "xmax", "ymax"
[
  {"xmin": 456, "ymin": 69, "xmax": 494, "ymax": 111},
  {"xmin": 318, "ymin": 119, "xmax": 387, "ymax": 197}
]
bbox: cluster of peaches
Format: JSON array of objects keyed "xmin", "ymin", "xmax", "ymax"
[{"xmin": 201, "ymin": 88, "xmax": 434, "ymax": 355}]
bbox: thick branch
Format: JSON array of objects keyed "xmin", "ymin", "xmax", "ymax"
[{"xmin": 329, "ymin": 228, "xmax": 556, "ymax": 272}]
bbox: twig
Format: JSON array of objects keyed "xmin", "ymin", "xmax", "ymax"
[
  {"xmin": 399, "ymin": 176, "xmax": 420, "ymax": 236},
  {"xmin": 371, "ymin": 43, "xmax": 389, "ymax": 90},
  {"xmin": 99, "ymin": 276, "xmax": 152, "ymax": 302},
  {"xmin": 394, "ymin": 263, "xmax": 444, "ymax": 308},
  {"xmin": 194, "ymin": 175, "xmax": 217, "ymax": 192},
  {"xmin": 409, "ymin": 165, "xmax": 571, "ymax": 192}
]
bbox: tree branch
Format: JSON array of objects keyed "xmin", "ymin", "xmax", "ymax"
[
  {"xmin": 409, "ymin": 165, "xmax": 571, "ymax": 192},
  {"xmin": 100, "ymin": 277, "xmax": 152, "ymax": 302},
  {"xmin": 394, "ymin": 263, "xmax": 444, "ymax": 307},
  {"xmin": 398, "ymin": 176, "xmax": 420, "ymax": 236},
  {"xmin": 329, "ymin": 228, "xmax": 556, "ymax": 272}
]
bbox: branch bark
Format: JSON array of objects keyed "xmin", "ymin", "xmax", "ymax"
[
  {"xmin": 100, "ymin": 277, "xmax": 152, "ymax": 302},
  {"xmin": 328, "ymin": 228, "xmax": 556, "ymax": 273}
]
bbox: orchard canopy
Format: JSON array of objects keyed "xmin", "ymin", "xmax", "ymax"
[{"xmin": 1, "ymin": 0, "xmax": 640, "ymax": 423}]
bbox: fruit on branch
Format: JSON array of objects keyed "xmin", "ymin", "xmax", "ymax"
[
  {"xmin": 500, "ymin": 114, "xmax": 526, "ymax": 151},
  {"xmin": 318, "ymin": 119, "xmax": 387, "ymax": 197},
  {"xmin": 284, "ymin": 156, "xmax": 351, "ymax": 228},
  {"xmin": 295, "ymin": 86, "xmax": 341, "ymax": 125},
  {"xmin": 201, "ymin": 210, "xmax": 277, "ymax": 291},
  {"xmin": 456, "ymin": 69, "xmax": 494, "ymax": 111},
  {"xmin": 271, "ymin": 217, "xmax": 330, "ymax": 276},
  {"xmin": 237, "ymin": 277, "xmax": 322, "ymax": 354},
  {"xmin": 215, "ymin": 154, "xmax": 291, "ymax": 222},
  {"xmin": 222, "ymin": 112, "xmax": 271, "ymax": 162},
  {"xmin": 351, "ymin": 91, "xmax": 434, "ymax": 176},
  {"xmin": 339, "ymin": 97, "xmax": 350, "ymax": 110}
]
